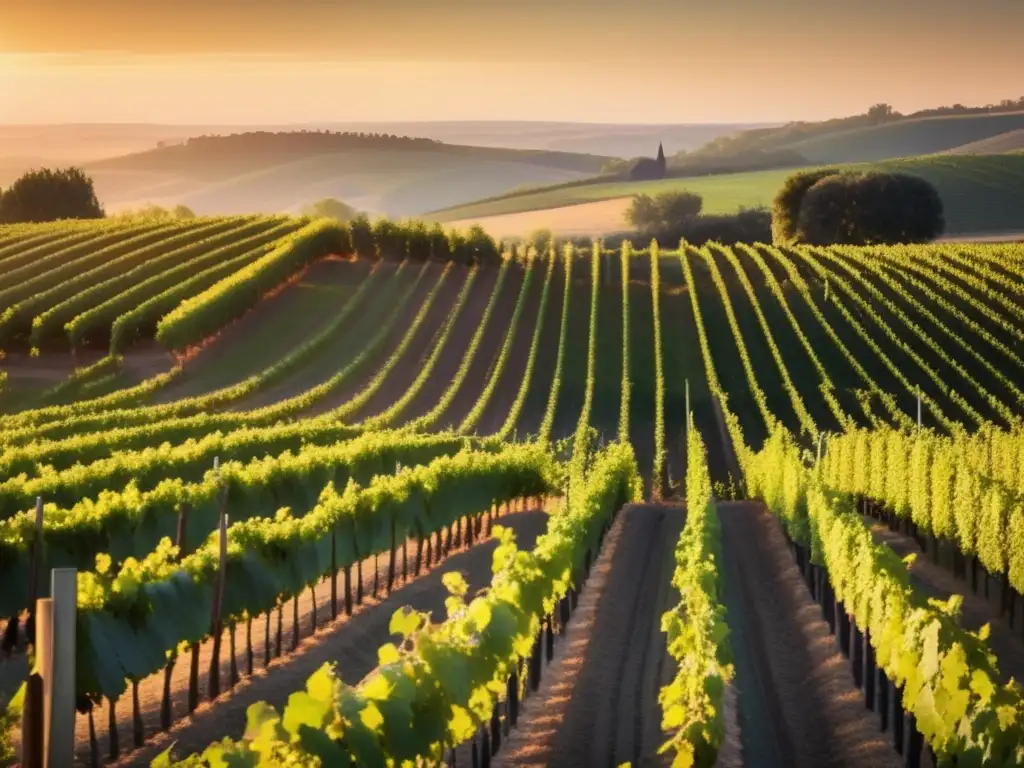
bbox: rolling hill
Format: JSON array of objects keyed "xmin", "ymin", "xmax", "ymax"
[
  {"xmin": 785, "ymin": 111, "xmax": 1024, "ymax": 163},
  {"xmin": 943, "ymin": 128, "xmax": 1024, "ymax": 155},
  {"xmin": 0, "ymin": 131, "xmax": 614, "ymax": 219},
  {"xmin": 433, "ymin": 153, "xmax": 1024, "ymax": 238}
]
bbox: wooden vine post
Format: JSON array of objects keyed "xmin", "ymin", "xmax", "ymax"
[
  {"xmin": 207, "ymin": 456, "xmax": 229, "ymax": 701},
  {"xmin": 164, "ymin": 505, "xmax": 189, "ymax": 728},
  {"xmin": 21, "ymin": 497, "xmax": 45, "ymax": 768}
]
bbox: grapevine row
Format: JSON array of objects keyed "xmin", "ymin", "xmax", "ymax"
[
  {"xmin": 650, "ymin": 242, "xmax": 667, "ymax": 496},
  {"xmin": 658, "ymin": 426, "xmax": 734, "ymax": 766},
  {"xmin": 798, "ymin": 247, "xmax": 963, "ymax": 430},
  {"xmin": 157, "ymin": 441, "xmax": 640, "ymax": 766},
  {"xmin": 30, "ymin": 217, "xmax": 289, "ymax": 350},
  {"xmin": 74, "ymin": 444, "xmax": 557, "ymax": 703},
  {"xmin": 405, "ymin": 261, "xmax": 511, "ymax": 432},
  {"xmin": 761, "ymin": 245, "xmax": 913, "ymax": 430},
  {"xmin": 813, "ymin": 247, "xmax": 998, "ymax": 426},
  {"xmin": 714, "ymin": 243, "xmax": 820, "ymax": 440},
  {"xmin": 538, "ymin": 246, "xmax": 574, "ymax": 442},
  {"xmin": 747, "ymin": 428, "xmax": 1024, "ymax": 764},
  {"xmin": 458, "ymin": 256, "xmax": 536, "ymax": 434},
  {"xmin": 0, "ymin": 431, "xmax": 486, "ymax": 616},
  {"xmin": 737, "ymin": 244, "xmax": 858, "ymax": 431},
  {"xmin": 359, "ymin": 265, "xmax": 481, "ymax": 430},
  {"xmin": 494, "ymin": 245, "xmax": 557, "ymax": 441}
]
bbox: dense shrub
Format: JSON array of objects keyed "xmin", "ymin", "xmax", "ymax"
[
  {"xmin": 682, "ymin": 208, "xmax": 772, "ymax": 245},
  {"xmin": 372, "ymin": 218, "xmax": 407, "ymax": 260},
  {"xmin": 795, "ymin": 171, "xmax": 945, "ymax": 245},
  {"xmin": 449, "ymin": 225, "xmax": 501, "ymax": 266},
  {"xmin": 349, "ymin": 214, "xmax": 376, "ymax": 259},
  {"xmin": 770, "ymin": 168, "xmax": 839, "ymax": 243},
  {"xmin": 0, "ymin": 167, "xmax": 105, "ymax": 224},
  {"xmin": 626, "ymin": 191, "xmax": 704, "ymax": 236}
]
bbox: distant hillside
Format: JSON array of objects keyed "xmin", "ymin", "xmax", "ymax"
[
  {"xmin": 0, "ymin": 131, "xmax": 616, "ymax": 218},
  {"xmin": 944, "ymin": 129, "xmax": 1024, "ymax": 155},
  {"xmin": 433, "ymin": 153, "xmax": 1024, "ymax": 238},
  {"xmin": 786, "ymin": 112, "xmax": 1024, "ymax": 163},
  {"xmin": 679, "ymin": 103, "xmax": 1024, "ymax": 166},
  {"xmin": 0, "ymin": 121, "xmax": 772, "ymax": 170}
]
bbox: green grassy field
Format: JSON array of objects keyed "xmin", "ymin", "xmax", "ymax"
[{"xmin": 432, "ymin": 153, "xmax": 1024, "ymax": 236}]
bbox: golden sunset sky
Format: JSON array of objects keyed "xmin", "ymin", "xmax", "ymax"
[{"xmin": 2, "ymin": 0, "xmax": 1022, "ymax": 124}]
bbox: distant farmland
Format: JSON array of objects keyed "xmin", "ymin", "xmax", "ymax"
[{"xmin": 434, "ymin": 153, "xmax": 1024, "ymax": 237}]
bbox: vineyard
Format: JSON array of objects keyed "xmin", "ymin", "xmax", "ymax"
[{"xmin": 2, "ymin": 219, "xmax": 1024, "ymax": 767}]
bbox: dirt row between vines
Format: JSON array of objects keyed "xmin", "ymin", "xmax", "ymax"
[
  {"xmin": 720, "ymin": 502, "xmax": 902, "ymax": 768},
  {"xmin": 492, "ymin": 503, "xmax": 683, "ymax": 768},
  {"xmin": 475, "ymin": 265, "xmax": 545, "ymax": 436},
  {"xmin": 67, "ymin": 508, "xmax": 549, "ymax": 767},
  {"xmin": 436, "ymin": 268, "xmax": 525, "ymax": 431},
  {"xmin": 341, "ymin": 262, "xmax": 465, "ymax": 424},
  {"xmin": 397, "ymin": 265, "xmax": 501, "ymax": 427},
  {"xmin": 495, "ymin": 501, "xmax": 904, "ymax": 768},
  {"xmin": 299, "ymin": 261, "xmax": 440, "ymax": 417}
]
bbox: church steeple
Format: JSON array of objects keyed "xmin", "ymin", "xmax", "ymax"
[{"xmin": 656, "ymin": 142, "xmax": 666, "ymax": 175}]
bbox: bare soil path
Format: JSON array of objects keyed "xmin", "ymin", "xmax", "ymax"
[
  {"xmin": 496, "ymin": 504, "xmax": 684, "ymax": 768},
  {"xmin": 861, "ymin": 517, "xmax": 1024, "ymax": 686},
  {"xmin": 88, "ymin": 508, "xmax": 550, "ymax": 767},
  {"xmin": 719, "ymin": 501, "xmax": 902, "ymax": 768}
]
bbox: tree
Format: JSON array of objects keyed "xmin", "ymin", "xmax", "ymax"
[
  {"xmin": 795, "ymin": 171, "xmax": 944, "ymax": 245},
  {"xmin": 0, "ymin": 167, "xmax": 104, "ymax": 223},
  {"xmin": 302, "ymin": 198, "xmax": 357, "ymax": 223},
  {"xmin": 625, "ymin": 191, "xmax": 703, "ymax": 237},
  {"xmin": 771, "ymin": 168, "xmax": 840, "ymax": 243},
  {"xmin": 656, "ymin": 143, "xmax": 666, "ymax": 175},
  {"xmin": 867, "ymin": 103, "xmax": 896, "ymax": 123}
]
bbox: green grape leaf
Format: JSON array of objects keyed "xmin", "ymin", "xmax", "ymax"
[
  {"xmin": 297, "ymin": 724, "xmax": 352, "ymax": 766},
  {"xmin": 243, "ymin": 701, "xmax": 281, "ymax": 742},
  {"xmin": 442, "ymin": 571, "xmax": 468, "ymax": 597},
  {"xmin": 389, "ymin": 607, "xmax": 421, "ymax": 639},
  {"xmin": 281, "ymin": 691, "xmax": 330, "ymax": 737},
  {"xmin": 467, "ymin": 599, "xmax": 493, "ymax": 632},
  {"xmin": 970, "ymin": 669, "xmax": 996, "ymax": 705},
  {"xmin": 306, "ymin": 663, "xmax": 338, "ymax": 705},
  {"xmin": 377, "ymin": 643, "xmax": 401, "ymax": 666}
]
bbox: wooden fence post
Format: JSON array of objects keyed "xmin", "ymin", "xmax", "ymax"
[
  {"xmin": 46, "ymin": 568, "xmax": 77, "ymax": 768},
  {"xmin": 21, "ymin": 497, "xmax": 46, "ymax": 768}
]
